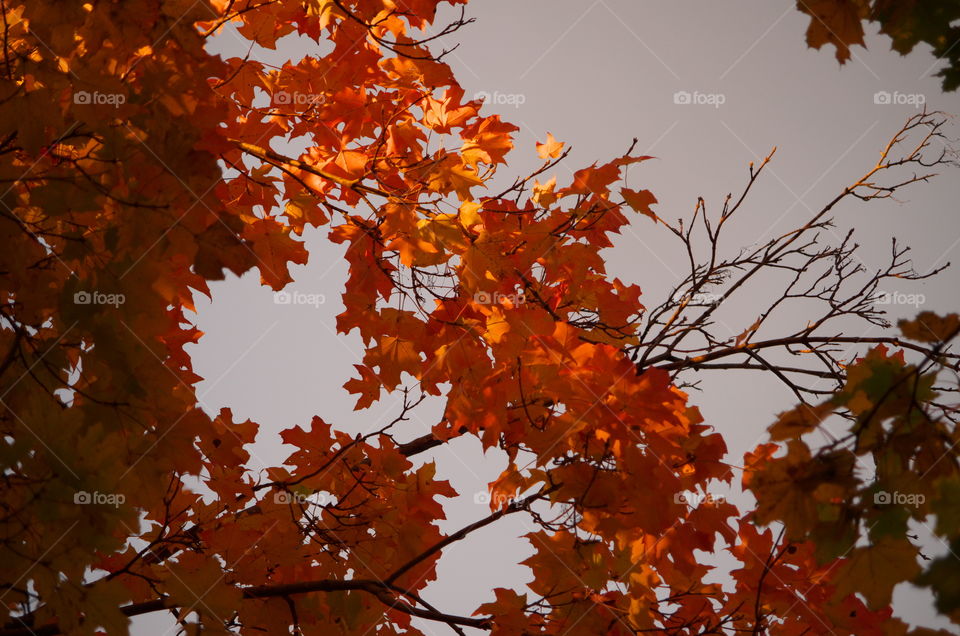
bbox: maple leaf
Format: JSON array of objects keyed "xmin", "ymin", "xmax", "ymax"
[
  {"xmin": 532, "ymin": 176, "xmax": 558, "ymax": 208},
  {"xmin": 343, "ymin": 364, "xmax": 382, "ymax": 410},
  {"xmin": 797, "ymin": 0, "xmax": 869, "ymax": 63},
  {"xmin": 744, "ymin": 440, "xmax": 857, "ymax": 540},
  {"xmin": 412, "ymin": 152, "xmax": 485, "ymax": 200},
  {"xmin": 165, "ymin": 554, "xmax": 244, "ymax": 626},
  {"xmin": 621, "ymin": 187, "xmax": 659, "ymax": 222},
  {"xmin": 422, "ymin": 88, "xmax": 476, "ymax": 133},
  {"xmin": 562, "ymin": 154, "xmax": 652, "ymax": 197},
  {"xmin": 916, "ymin": 537, "xmax": 960, "ymax": 619},
  {"xmin": 768, "ymin": 400, "xmax": 834, "ymax": 441},
  {"xmin": 364, "ymin": 335, "xmax": 421, "ymax": 391},
  {"xmin": 460, "ymin": 115, "xmax": 519, "ymax": 168},
  {"xmin": 536, "ymin": 132, "xmax": 564, "ymax": 159},
  {"xmin": 284, "ymin": 191, "xmax": 329, "ymax": 231},
  {"xmin": 194, "ymin": 216, "xmax": 258, "ymax": 281},
  {"xmin": 898, "ymin": 311, "xmax": 960, "ymax": 343},
  {"xmin": 566, "ymin": 161, "xmax": 621, "ymax": 197},
  {"xmin": 832, "ymin": 538, "xmax": 921, "ymax": 610},
  {"xmin": 244, "ymin": 219, "xmax": 309, "ymax": 290},
  {"xmin": 458, "ymin": 200, "xmax": 483, "ymax": 228}
]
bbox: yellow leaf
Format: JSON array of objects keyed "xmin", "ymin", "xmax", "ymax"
[
  {"xmin": 459, "ymin": 200, "xmax": 482, "ymax": 228},
  {"xmin": 483, "ymin": 305, "xmax": 510, "ymax": 344},
  {"xmin": 536, "ymin": 132, "xmax": 564, "ymax": 159},
  {"xmin": 532, "ymin": 176, "xmax": 558, "ymax": 208}
]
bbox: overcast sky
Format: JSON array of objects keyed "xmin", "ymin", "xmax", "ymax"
[{"xmin": 137, "ymin": 2, "xmax": 960, "ymax": 633}]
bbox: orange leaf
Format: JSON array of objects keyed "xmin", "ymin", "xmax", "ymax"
[
  {"xmin": 898, "ymin": 311, "xmax": 960, "ymax": 343},
  {"xmin": 536, "ymin": 132, "xmax": 564, "ymax": 159},
  {"xmin": 245, "ymin": 219, "xmax": 309, "ymax": 290},
  {"xmin": 621, "ymin": 188, "xmax": 659, "ymax": 222}
]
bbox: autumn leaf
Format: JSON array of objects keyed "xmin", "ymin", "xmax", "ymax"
[
  {"xmin": 532, "ymin": 176, "xmax": 558, "ymax": 208},
  {"xmin": 768, "ymin": 400, "xmax": 834, "ymax": 441},
  {"xmin": 461, "ymin": 115, "xmax": 519, "ymax": 167},
  {"xmin": 536, "ymin": 132, "xmax": 564, "ymax": 159},
  {"xmin": 899, "ymin": 311, "xmax": 960, "ymax": 343},
  {"xmin": 832, "ymin": 538, "xmax": 920, "ymax": 610},
  {"xmin": 365, "ymin": 335, "xmax": 421, "ymax": 390},
  {"xmin": 797, "ymin": 0, "xmax": 960, "ymax": 91},
  {"xmin": 343, "ymin": 364, "xmax": 382, "ymax": 410},
  {"xmin": 245, "ymin": 219, "xmax": 309, "ymax": 290},
  {"xmin": 916, "ymin": 538, "xmax": 960, "ymax": 619},
  {"xmin": 458, "ymin": 200, "xmax": 483, "ymax": 228},
  {"xmin": 621, "ymin": 187, "xmax": 659, "ymax": 222},
  {"xmin": 284, "ymin": 191, "xmax": 329, "ymax": 230},
  {"xmin": 6, "ymin": 1, "xmax": 959, "ymax": 634},
  {"xmin": 797, "ymin": 0, "xmax": 869, "ymax": 63}
]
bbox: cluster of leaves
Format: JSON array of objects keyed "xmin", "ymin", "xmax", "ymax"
[
  {"xmin": 747, "ymin": 317, "xmax": 960, "ymax": 623},
  {"xmin": 0, "ymin": 1, "xmax": 958, "ymax": 635},
  {"xmin": 796, "ymin": 0, "xmax": 960, "ymax": 90}
]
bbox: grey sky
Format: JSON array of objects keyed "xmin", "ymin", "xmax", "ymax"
[{"xmin": 137, "ymin": 2, "xmax": 960, "ymax": 633}]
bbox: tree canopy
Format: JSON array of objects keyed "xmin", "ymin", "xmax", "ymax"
[
  {"xmin": 1, "ymin": 1, "xmax": 959, "ymax": 635},
  {"xmin": 796, "ymin": 0, "xmax": 960, "ymax": 91}
]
